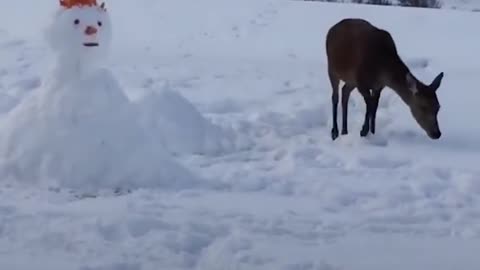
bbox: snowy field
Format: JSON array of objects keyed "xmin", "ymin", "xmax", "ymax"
[{"xmin": 1, "ymin": 0, "xmax": 480, "ymax": 269}]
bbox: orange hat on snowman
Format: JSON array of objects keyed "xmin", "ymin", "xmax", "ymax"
[{"xmin": 60, "ymin": 0, "xmax": 106, "ymax": 10}]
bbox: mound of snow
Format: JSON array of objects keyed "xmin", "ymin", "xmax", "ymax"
[
  {"xmin": 0, "ymin": 68, "xmax": 198, "ymax": 193},
  {"xmin": 136, "ymin": 88, "xmax": 240, "ymax": 156}
]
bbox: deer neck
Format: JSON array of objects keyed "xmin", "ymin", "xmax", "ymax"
[{"xmin": 385, "ymin": 61, "xmax": 414, "ymax": 108}]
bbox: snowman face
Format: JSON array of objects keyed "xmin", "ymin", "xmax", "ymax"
[{"xmin": 46, "ymin": 5, "xmax": 112, "ymax": 57}]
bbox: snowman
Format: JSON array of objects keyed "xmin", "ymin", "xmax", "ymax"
[
  {"xmin": 44, "ymin": 0, "xmax": 113, "ymax": 85},
  {"xmin": 0, "ymin": 0, "xmax": 197, "ymax": 193}
]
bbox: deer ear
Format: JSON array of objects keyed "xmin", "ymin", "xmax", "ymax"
[
  {"xmin": 429, "ymin": 72, "xmax": 444, "ymax": 91},
  {"xmin": 406, "ymin": 73, "xmax": 418, "ymax": 94}
]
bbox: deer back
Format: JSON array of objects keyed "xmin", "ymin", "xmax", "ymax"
[{"xmin": 326, "ymin": 18, "xmax": 406, "ymax": 88}]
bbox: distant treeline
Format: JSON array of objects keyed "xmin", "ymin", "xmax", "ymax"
[{"xmin": 303, "ymin": 0, "xmax": 442, "ymax": 8}]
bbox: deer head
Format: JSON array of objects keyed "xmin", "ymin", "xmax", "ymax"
[{"xmin": 406, "ymin": 72, "xmax": 444, "ymax": 139}]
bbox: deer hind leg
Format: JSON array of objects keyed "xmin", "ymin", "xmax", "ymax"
[
  {"xmin": 370, "ymin": 87, "xmax": 384, "ymax": 134},
  {"xmin": 341, "ymin": 83, "xmax": 355, "ymax": 135},
  {"xmin": 328, "ymin": 68, "xmax": 340, "ymax": 140},
  {"xmin": 357, "ymin": 86, "xmax": 373, "ymax": 137}
]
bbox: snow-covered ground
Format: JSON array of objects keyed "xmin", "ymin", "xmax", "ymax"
[{"xmin": 0, "ymin": 0, "xmax": 480, "ymax": 269}]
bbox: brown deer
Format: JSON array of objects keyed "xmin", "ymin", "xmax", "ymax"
[{"xmin": 325, "ymin": 18, "xmax": 444, "ymax": 141}]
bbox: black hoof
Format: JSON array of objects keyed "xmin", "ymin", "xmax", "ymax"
[
  {"xmin": 360, "ymin": 125, "xmax": 369, "ymax": 137},
  {"xmin": 341, "ymin": 129, "xmax": 348, "ymax": 135},
  {"xmin": 331, "ymin": 128, "xmax": 339, "ymax": 140}
]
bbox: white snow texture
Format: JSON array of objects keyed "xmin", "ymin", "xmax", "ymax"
[{"xmin": 0, "ymin": 0, "xmax": 479, "ymax": 270}]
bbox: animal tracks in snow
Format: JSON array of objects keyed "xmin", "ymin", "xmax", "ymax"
[{"xmin": 356, "ymin": 154, "xmax": 411, "ymax": 170}]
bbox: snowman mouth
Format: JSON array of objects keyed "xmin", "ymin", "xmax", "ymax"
[{"xmin": 83, "ymin": 43, "xmax": 99, "ymax": 47}]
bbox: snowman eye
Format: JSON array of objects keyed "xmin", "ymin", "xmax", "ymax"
[
  {"xmin": 74, "ymin": 19, "xmax": 80, "ymax": 25},
  {"xmin": 98, "ymin": 21, "xmax": 102, "ymax": 27}
]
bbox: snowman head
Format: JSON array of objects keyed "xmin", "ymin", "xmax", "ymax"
[{"xmin": 46, "ymin": 0, "xmax": 112, "ymax": 64}]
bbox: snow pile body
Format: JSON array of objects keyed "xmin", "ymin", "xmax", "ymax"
[
  {"xmin": 136, "ymin": 87, "xmax": 246, "ymax": 156},
  {"xmin": 0, "ymin": 0, "xmax": 198, "ymax": 193}
]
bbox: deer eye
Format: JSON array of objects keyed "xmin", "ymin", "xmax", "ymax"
[
  {"xmin": 97, "ymin": 21, "xmax": 102, "ymax": 27},
  {"xmin": 74, "ymin": 19, "xmax": 80, "ymax": 25}
]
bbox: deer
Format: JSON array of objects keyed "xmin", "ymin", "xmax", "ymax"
[{"xmin": 325, "ymin": 18, "xmax": 444, "ymax": 141}]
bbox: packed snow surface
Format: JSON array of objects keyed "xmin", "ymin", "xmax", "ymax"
[
  {"xmin": 0, "ymin": 67, "xmax": 202, "ymax": 193},
  {"xmin": 0, "ymin": 0, "xmax": 479, "ymax": 269}
]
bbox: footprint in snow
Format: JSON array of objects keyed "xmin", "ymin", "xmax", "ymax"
[
  {"xmin": 276, "ymin": 80, "xmax": 307, "ymax": 95},
  {"xmin": 276, "ymin": 89, "xmax": 297, "ymax": 95},
  {"xmin": 357, "ymin": 154, "xmax": 411, "ymax": 169},
  {"xmin": 141, "ymin": 77, "xmax": 155, "ymax": 88},
  {"xmin": 0, "ymin": 39, "xmax": 26, "ymax": 49},
  {"xmin": 283, "ymin": 261, "xmax": 339, "ymax": 270},
  {"xmin": 0, "ymin": 205, "xmax": 17, "ymax": 216},
  {"xmin": 386, "ymin": 129, "xmax": 425, "ymax": 144},
  {"xmin": 364, "ymin": 133, "xmax": 389, "ymax": 147},
  {"xmin": 334, "ymin": 133, "xmax": 388, "ymax": 147},
  {"xmin": 12, "ymin": 77, "xmax": 41, "ymax": 92},
  {"xmin": 205, "ymin": 99, "xmax": 244, "ymax": 114},
  {"xmin": 0, "ymin": 93, "xmax": 19, "ymax": 113},
  {"xmin": 80, "ymin": 263, "xmax": 141, "ymax": 270},
  {"xmin": 213, "ymin": 74, "xmax": 226, "ymax": 79},
  {"xmin": 127, "ymin": 217, "xmax": 176, "ymax": 238},
  {"xmin": 406, "ymin": 57, "xmax": 430, "ymax": 70}
]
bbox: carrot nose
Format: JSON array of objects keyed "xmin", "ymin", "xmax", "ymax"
[{"xmin": 85, "ymin": 26, "xmax": 98, "ymax": 36}]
